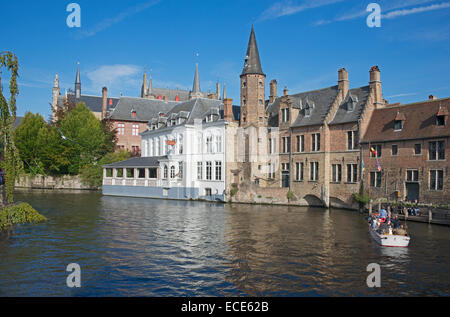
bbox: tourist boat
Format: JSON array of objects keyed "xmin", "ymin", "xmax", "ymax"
[{"xmin": 368, "ymin": 222, "xmax": 410, "ymax": 248}]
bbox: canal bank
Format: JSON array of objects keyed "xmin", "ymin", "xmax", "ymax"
[{"xmin": 1, "ymin": 189, "xmax": 449, "ymax": 296}]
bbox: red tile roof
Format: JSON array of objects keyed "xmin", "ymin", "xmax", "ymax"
[{"xmin": 362, "ymin": 98, "xmax": 450, "ymax": 143}]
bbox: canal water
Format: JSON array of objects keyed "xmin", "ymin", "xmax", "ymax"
[{"xmin": 0, "ymin": 190, "xmax": 449, "ymax": 296}]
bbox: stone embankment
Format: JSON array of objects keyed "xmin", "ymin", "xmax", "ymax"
[{"xmin": 15, "ymin": 174, "xmax": 97, "ymax": 190}]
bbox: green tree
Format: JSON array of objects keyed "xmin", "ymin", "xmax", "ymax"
[
  {"xmin": 14, "ymin": 112, "xmax": 47, "ymax": 174},
  {"xmin": 59, "ymin": 103, "xmax": 106, "ymax": 175},
  {"xmin": 0, "ymin": 51, "xmax": 21, "ymax": 204}
]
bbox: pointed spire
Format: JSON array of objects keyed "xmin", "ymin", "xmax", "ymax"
[
  {"xmin": 141, "ymin": 72, "xmax": 148, "ymax": 98},
  {"xmin": 192, "ymin": 63, "xmax": 201, "ymax": 94},
  {"xmin": 241, "ymin": 26, "xmax": 264, "ymax": 76},
  {"xmin": 75, "ymin": 62, "xmax": 81, "ymax": 99},
  {"xmin": 54, "ymin": 73, "xmax": 59, "ymax": 89}
]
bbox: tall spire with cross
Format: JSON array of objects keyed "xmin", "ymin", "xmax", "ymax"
[
  {"xmin": 191, "ymin": 56, "xmax": 202, "ymax": 98},
  {"xmin": 75, "ymin": 62, "xmax": 81, "ymax": 99}
]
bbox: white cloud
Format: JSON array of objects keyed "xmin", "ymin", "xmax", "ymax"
[
  {"xmin": 383, "ymin": 2, "xmax": 450, "ymax": 19},
  {"xmin": 258, "ymin": 0, "xmax": 345, "ymax": 21},
  {"xmin": 85, "ymin": 64, "xmax": 141, "ymax": 93}
]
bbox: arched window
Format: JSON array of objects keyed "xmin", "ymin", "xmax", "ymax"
[
  {"xmin": 170, "ymin": 166, "xmax": 176, "ymax": 179},
  {"xmin": 163, "ymin": 165, "xmax": 168, "ymax": 179}
]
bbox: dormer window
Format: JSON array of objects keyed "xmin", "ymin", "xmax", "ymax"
[
  {"xmin": 305, "ymin": 105, "xmax": 311, "ymax": 117},
  {"xmin": 436, "ymin": 106, "xmax": 448, "ymax": 126},
  {"xmin": 394, "ymin": 112, "xmax": 405, "ymax": 131},
  {"xmin": 131, "ymin": 110, "xmax": 137, "ymax": 118}
]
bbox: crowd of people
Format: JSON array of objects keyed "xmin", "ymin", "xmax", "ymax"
[{"xmin": 368, "ymin": 208, "xmax": 407, "ymax": 236}]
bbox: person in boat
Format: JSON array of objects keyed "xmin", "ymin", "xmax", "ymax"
[
  {"xmin": 379, "ymin": 208, "xmax": 387, "ymax": 223},
  {"xmin": 392, "ymin": 216, "xmax": 400, "ymax": 229}
]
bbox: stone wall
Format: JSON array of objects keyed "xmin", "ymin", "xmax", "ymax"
[{"xmin": 15, "ymin": 174, "xmax": 97, "ymax": 190}]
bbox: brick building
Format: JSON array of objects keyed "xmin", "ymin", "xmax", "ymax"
[{"xmin": 361, "ymin": 97, "xmax": 450, "ymax": 205}]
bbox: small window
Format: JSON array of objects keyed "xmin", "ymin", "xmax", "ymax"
[
  {"xmin": 406, "ymin": 169, "xmax": 419, "ymax": 182},
  {"xmin": 332, "ymin": 164, "xmax": 342, "ymax": 183},
  {"xmin": 138, "ymin": 168, "xmax": 145, "ymax": 179},
  {"xmin": 414, "ymin": 144, "xmax": 421, "ymax": 155},
  {"xmin": 205, "ymin": 188, "xmax": 212, "ymax": 196},
  {"xmin": 437, "ymin": 115, "xmax": 445, "ymax": 126},
  {"xmin": 116, "ymin": 169, "xmax": 123, "ymax": 178},
  {"xmin": 305, "ymin": 105, "xmax": 311, "ymax": 117},
  {"xmin": 394, "ymin": 120, "xmax": 403, "ymax": 131},
  {"xmin": 106, "ymin": 168, "xmax": 113, "ymax": 178},
  {"xmin": 392, "ymin": 145, "xmax": 398, "ymax": 156},
  {"xmin": 371, "ymin": 145, "xmax": 382, "ymax": 158},
  {"xmin": 149, "ymin": 168, "xmax": 157, "ymax": 179},
  {"xmin": 370, "ymin": 171, "xmax": 382, "ymax": 188},
  {"xmin": 430, "ymin": 170, "xmax": 444, "ymax": 191},
  {"xmin": 126, "ymin": 168, "xmax": 135, "ymax": 178}
]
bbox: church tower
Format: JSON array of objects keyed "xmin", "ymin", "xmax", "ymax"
[
  {"xmin": 240, "ymin": 26, "xmax": 266, "ymax": 127},
  {"xmin": 190, "ymin": 63, "xmax": 202, "ymax": 99}
]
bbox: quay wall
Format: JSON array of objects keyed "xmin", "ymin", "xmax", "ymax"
[{"xmin": 15, "ymin": 174, "xmax": 96, "ymax": 190}]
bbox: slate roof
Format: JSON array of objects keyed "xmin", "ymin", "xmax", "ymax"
[
  {"xmin": 103, "ymin": 156, "xmax": 167, "ymax": 168},
  {"xmin": 108, "ymin": 97, "xmax": 177, "ymax": 122},
  {"xmin": 57, "ymin": 94, "xmax": 120, "ymax": 113},
  {"xmin": 242, "ymin": 26, "xmax": 264, "ymax": 76},
  {"xmin": 148, "ymin": 87, "xmax": 191, "ymax": 101},
  {"xmin": 362, "ymin": 98, "xmax": 450, "ymax": 143},
  {"xmin": 164, "ymin": 97, "xmax": 224, "ymax": 125},
  {"xmin": 329, "ymin": 86, "xmax": 370, "ymax": 125}
]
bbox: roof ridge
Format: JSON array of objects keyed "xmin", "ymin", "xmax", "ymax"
[{"xmin": 383, "ymin": 97, "xmax": 450, "ymax": 109}]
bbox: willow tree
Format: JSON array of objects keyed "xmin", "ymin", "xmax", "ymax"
[{"xmin": 0, "ymin": 51, "xmax": 22, "ymax": 205}]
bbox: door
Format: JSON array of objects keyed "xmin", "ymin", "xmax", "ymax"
[
  {"xmin": 406, "ymin": 183, "xmax": 419, "ymax": 202},
  {"xmin": 282, "ymin": 172, "xmax": 289, "ymax": 188}
]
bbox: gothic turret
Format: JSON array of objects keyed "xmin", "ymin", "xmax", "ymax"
[
  {"xmin": 51, "ymin": 73, "xmax": 60, "ymax": 122},
  {"xmin": 190, "ymin": 63, "xmax": 202, "ymax": 99},
  {"xmin": 240, "ymin": 26, "xmax": 266, "ymax": 127},
  {"xmin": 141, "ymin": 72, "xmax": 148, "ymax": 98}
]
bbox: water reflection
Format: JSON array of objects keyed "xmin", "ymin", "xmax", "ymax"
[{"xmin": 0, "ymin": 190, "xmax": 448, "ymax": 296}]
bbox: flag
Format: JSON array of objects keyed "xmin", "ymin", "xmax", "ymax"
[
  {"xmin": 361, "ymin": 160, "xmax": 365, "ymax": 180},
  {"xmin": 376, "ymin": 159, "xmax": 382, "ymax": 172},
  {"xmin": 370, "ymin": 147, "xmax": 377, "ymax": 157}
]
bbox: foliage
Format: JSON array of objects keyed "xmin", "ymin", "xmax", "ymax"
[
  {"xmin": 0, "ymin": 51, "xmax": 22, "ymax": 203},
  {"xmin": 14, "ymin": 112, "xmax": 47, "ymax": 175},
  {"xmin": 0, "ymin": 202, "xmax": 46, "ymax": 231},
  {"xmin": 15, "ymin": 103, "xmax": 118, "ymax": 177},
  {"xmin": 287, "ymin": 190, "xmax": 294, "ymax": 201},
  {"xmin": 80, "ymin": 150, "xmax": 131, "ymax": 188},
  {"xmin": 230, "ymin": 187, "xmax": 239, "ymax": 197},
  {"xmin": 352, "ymin": 192, "xmax": 371, "ymax": 208}
]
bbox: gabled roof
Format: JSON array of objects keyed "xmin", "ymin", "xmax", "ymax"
[
  {"xmin": 329, "ymin": 86, "xmax": 370, "ymax": 125},
  {"xmin": 362, "ymin": 98, "xmax": 450, "ymax": 143},
  {"xmin": 57, "ymin": 94, "xmax": 120, "ymax": 113},
  {"xmin": 164, "ymin": 97, "xmax": 224, "ymax": 125},
  {"xmin": 108, "ymin": 97, "xmax": 177, "ymax": 122},
  {"xmin": 148, "ymin": 87, "xmax": 190, "ymax": 101},
  {"xmin": 290, "ymin": 86, "xmax": 339, "ymax": 128}
]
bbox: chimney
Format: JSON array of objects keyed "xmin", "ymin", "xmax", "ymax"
[
  {"xmin": 269, "ymin": 79, "xmax": 278, "ymax": 103},
  {"xmin": 102, "ymin": 87, "xmax": 108, "ymax": 120},
  {"xmin": 338, "ymin": 68, "xmax": 349, "ymax": 99},
  {"xmin": 369, "ymin": 66, "xmax": 383, "ymax": 108},
  {"xmin": 223, "ymin": 98, "xmax": 233, "ymax": 121},
  {"xmin": 283, "ymin": 86, "xmax": 288, "ymax": 96},
  {"xmin": 429, "ymin": 94, "xmax": 437, "ymax": 100}
]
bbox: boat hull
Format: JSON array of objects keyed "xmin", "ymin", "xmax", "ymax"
[{"xmin": 369, "ymin": 226, "xmax": 410, "ymax": 247}]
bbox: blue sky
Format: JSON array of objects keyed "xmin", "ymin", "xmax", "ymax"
[{"xmin": 1, "ymin": 0, "xmax": 450, "ymax": 120}]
